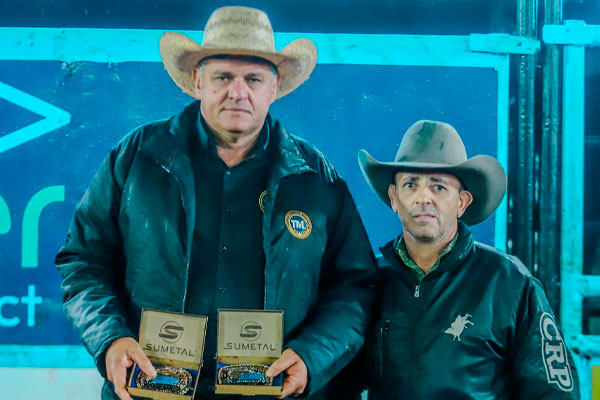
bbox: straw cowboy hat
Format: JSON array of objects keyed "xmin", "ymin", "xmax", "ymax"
[
  {"xmin": 159, "ymin": 6, "xmax": 317, "ymax": 99},
  {"xmin": 358, "ymin": 120, "xmax": 507, "ymax": 226}
]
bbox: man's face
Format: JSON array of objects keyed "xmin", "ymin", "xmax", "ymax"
[
  {"xmin": 388, "ymin": 171, "xmax": 473, "ymax": 243},
  {"xmin": 193, "ymin": 58, "xmax": 280, "ymax": 138}
]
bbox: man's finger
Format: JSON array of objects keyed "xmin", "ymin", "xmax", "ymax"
[
  {"xmin": 112, "ymin": 365, "xmax": 133, "ymax": 400},
  {"xmin": 266, "ymin": 350, "xmax": 297, "ymax": 377},
  {"xmin": 127, "ymin": 345, "xmax": 156, "ymax": 378},
  {"xmin": 278, "ymin": 376, "xmax": 299, "ymax": 399},
  {"xmin": 114, "ymin": 386, "xmax": 134, "ymax": 400}
]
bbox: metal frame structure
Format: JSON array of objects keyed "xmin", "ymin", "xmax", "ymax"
[{"xmin": 544, "ymin": 19, "xmax": 600, "ymax": 400}]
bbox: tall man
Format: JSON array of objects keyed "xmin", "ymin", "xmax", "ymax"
[
  {"xmin": 358, "ymin": 120, "xmax": 579, "ymax": 398},
  {"xmin": 56, "ymin": 7, "xmax": 376, "ymax": 400}
]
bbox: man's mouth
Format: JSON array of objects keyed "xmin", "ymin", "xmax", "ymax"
[
  {"xmin": 412, "ymin": 213, "xmax": 437, "ymax": 221},
  {"xmin": 223, "ymin": 107, "xmax": 251, "ymax": 114}
]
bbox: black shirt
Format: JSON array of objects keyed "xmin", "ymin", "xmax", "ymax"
[{"xmin": 186, "ymin": 114, "xmax": 270, "ymax": 397}]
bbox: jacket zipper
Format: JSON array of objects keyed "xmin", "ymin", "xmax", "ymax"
[
  {"xmin": 409, "ymin": 278, "xmax": 424, "ymax": 398},
  {"xmin": 379, "ymin": 319, "xmax": 390, "ymax": 378},
  {"xmin": 158, "ymin": 162, "xmax": 190, "ymax": 311}
]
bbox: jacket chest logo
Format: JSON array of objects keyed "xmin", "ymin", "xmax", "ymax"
[
  {"xmin": 540, "ymin": 312, "xmax": 573, "ymax": 392},
  {"xmin": 259, "ymin": 190, "xmax": 267, "ymax": 213},
  {"xmin": 285, "ymin": 211, "xmax": 312, "ymax": 239},
  {"xmin": 444, "ymin": 313, "xmax": 474, "ymax": 341}
]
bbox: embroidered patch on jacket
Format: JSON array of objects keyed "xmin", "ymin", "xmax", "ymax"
[
  {"xmin": 259, "ymin": 190, "xmax": 267, "ymax": 213},
  {"xmin": 444, "ymin": 313, "xmax": 474, "ymax": 341},
  {"xmin": 540, "ymin": 312, "xmax": 574, "ymax": 392},
  {"xmin": 284, "ymin": 211, "xmax": 312, "ymax": 239}
]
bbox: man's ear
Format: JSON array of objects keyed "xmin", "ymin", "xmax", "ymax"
[
  {"xmin": 457, "ymin": 190, "xmax": 474, "ymax": 218},
  {"xmin": 388, "ymin": 184, "xmax": 398, "ymax": 212},
  {"xmin": 192, "ymin": 68, "xmax": 202, "ymax": 98}
]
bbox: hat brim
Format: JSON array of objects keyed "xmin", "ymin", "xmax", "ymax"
[
  {"xmin": 159, "ymin": 32, "xmax": 317, "ymax": 99},
  {"xmin": 358, "ymin": 149, "xmax": 507, "ymax": 226}
]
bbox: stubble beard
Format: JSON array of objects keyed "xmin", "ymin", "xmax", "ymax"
[{"xmin": 410, "ymin": 224, "xmax": 448, "ymax": 244}]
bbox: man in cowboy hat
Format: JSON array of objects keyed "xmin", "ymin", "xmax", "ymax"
[
  {"xmin": 357, "ymin": 120, "xmax": 579, "ymax": 398},
  {"xmin": 56, "ymin": 6, "xmax": 376, "ymax": 400}
]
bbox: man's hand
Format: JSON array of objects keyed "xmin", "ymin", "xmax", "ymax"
[
  {"xmin": 266, "ymin": 349, "xmax": 308, "ymax": 399},
  {"xmin": 106, "ymin": 337, "xmax": 156, "ymax": 400}
]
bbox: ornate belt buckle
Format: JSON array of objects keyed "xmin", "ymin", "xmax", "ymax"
[
  {"xmin": 217, "ymin": 364, "xmax": 273, "ymax": 386},
  {"xmin": 136, "ymin": 366, "xmax": 193, "ymax": 394}
]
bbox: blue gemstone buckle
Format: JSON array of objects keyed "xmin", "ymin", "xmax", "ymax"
[
  {"xmin": 136, "ymin": 366, "xmax": 192, "ymax": 394},
  {"xmin": 217, "ymin": 364, "xmax": 273, "ymax": 386}
]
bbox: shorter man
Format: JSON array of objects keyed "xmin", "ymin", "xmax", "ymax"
[{"xmin": 358, "ymin": 120, "xmax": 579, "ymax": 398}]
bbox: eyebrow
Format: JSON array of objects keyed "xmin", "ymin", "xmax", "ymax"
[
  {"xmin": 429, "ymin": 176, "xmax": 448, "ymax": 184},
  {"xmin": 401, "ymin": 175, "xmax": 449, "ymax": 184},
  {"xmin": 210, "ymin": 70, "xmax": 268, "ymax": 78}
]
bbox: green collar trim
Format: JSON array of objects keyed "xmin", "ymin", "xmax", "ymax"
[{"xmin": 395, "ymin": 232, "xmax": 459, "ymax": 280}]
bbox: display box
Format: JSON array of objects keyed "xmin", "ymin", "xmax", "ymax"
[
  {"xmin": 127, "ymin": 309, "xmax": 208, "ymax": 400},
  {"xmin": 215, "ymin": 309, "xmax": 284, "ymax": 396}
]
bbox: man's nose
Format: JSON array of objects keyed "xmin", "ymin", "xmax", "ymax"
[
  {"xmin": 228, "ymin": 77, "xmax": 249, "ymax": 99},
  {"xmin": 414, "ymin": 186, "xmax": 433, "ymax": 205}
]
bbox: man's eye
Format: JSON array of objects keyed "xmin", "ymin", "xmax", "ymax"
[
  {"xmin": 215, "ymin": 76, "xmax": 229, "ymax": 81},
  {"xmin": 435, "ymin": 184, "xmax": 446, "ymax": 191},
  {"xmin": 247, "ymin": 77, "xmax": 262, "ymax": 83},
  {"xmin": 404, "ymin": 182, "xmax": 414, "ymax": 188}
]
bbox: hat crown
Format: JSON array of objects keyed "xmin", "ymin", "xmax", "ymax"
[
  {"xmin": 395, "ymin": 120, "xmax": 468, "ymax": 166},
  {"xmin": 202, "ymin": 6, "xmax": 276, "ymax": 53}
]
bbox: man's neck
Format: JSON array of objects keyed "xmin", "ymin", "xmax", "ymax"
[
  {"xmin": 404, "ymin": 227, "xmax": 457, "ymax": 274},
  {"xmin": 210, "ymin": 126, "xmax": 262, "ymax": 168}
]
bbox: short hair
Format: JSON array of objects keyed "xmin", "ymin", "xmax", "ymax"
[{"xmin": 197, "ymin": 54, "xmax": 278, "ymax": 76}]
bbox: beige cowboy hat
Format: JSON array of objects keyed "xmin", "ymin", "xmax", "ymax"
[
  {"xmin": 358, "ymin": 120, "xmax": 507, "ymax": 226},
  {"xmin": 159, "ymin": 6, "xmax": 317, "ymax": 99}
]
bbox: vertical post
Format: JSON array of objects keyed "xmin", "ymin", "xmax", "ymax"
[
  {"xmin": 561, "ymin": 20, "xmax": 586, "ymax": 395},
  {"xmin": 509, "ymin": 0, "xmax": 537, "ymax": 270},
  {"xmin": 537, "ymin": 0, "xmax": 562, "ymax": 316}
]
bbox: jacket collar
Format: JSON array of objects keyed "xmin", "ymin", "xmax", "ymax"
[
  {"xmin": 195, "ymin": 108, "xmax": 270, "ymax": 159},
  {"xmin": 379, "ymin": 221, "xmax": 475, "ymax": 278},
  {"xmin": 142, "ymin": 100, "xmax": 314, "ymax": 177}
]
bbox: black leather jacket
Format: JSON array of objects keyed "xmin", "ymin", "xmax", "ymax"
[
  {"xmin": 366, "ymin": 222, "xmax": 579, "ymax": 399},
  {"xmin": 56, "ymin": 101, "xmax": 377, "ymax": 399}
]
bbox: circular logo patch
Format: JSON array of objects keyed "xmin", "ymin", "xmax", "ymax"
[
  {"xmin": 285, "ymin": 211, "xmax": 312, "ymax": 239},
  {"xmin": 259, "ymin": 190, "xmax": 267, "ymax": 213}
]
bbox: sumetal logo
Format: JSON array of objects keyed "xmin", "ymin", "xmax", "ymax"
[
  {"xmin": 239, "ymin": 321, "xmax": 262, "ymax": 342},
  {"xmin": 158, "ymin": 321, "xmax": 184, "ymax": 344}
]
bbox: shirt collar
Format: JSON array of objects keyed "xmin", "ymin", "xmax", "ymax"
[
  {"xmin": 196, "ymin": 112, "xmax": 270, "ymax": 159},
  {"xmin": 395, "ymin": 231, "xmax": 459, "ymax": 280}
]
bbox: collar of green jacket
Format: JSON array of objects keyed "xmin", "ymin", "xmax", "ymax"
[
  {"xmin": 137, "ymin": 101, "xmax": 329, "ymax": 268},
  {"xmin": 140, "ymin": 101, "xmax": 317, "ymax": 180},
  {"xmin": 394, "ymin": 232, "xmax": 458, "ymax": 280},
  {"xmin": 379, "ymin": 221, "xmax": 475, "ymax": 278}
]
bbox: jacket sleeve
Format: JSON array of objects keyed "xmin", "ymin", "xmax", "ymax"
[
  {"xmin": 284, "ymin": 180, "xmax": 378, "ymax": 396},
  {"xmin": 511, "ymin": 273, "xmax": 580, "ymax": 399},
  {"xmin": 55, "ymin": 131, "xmax": 142, "ymax": 377}
]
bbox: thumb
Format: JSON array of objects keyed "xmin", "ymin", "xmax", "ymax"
[
  {"xmin": 127, "ymin": 345, "xmax": 156, "ymax": 378},
  {"xmin": 266, "ymin": 349, "xmax": 297, "ymax": 378}
]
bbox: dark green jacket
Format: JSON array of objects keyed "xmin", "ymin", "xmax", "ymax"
[
  {"xmin": 56, "ymin": 102, "xmax": 377, "ymax": 399},
  {"xmin": 366, "ymin": 222, "xmax": 579, "ymax": 399}
]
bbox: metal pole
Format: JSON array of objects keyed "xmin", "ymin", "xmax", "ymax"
[
  {"xmin": 561, "ymin": 22, "xmax": 586, "ymax": 385},
  {"xmin": 537, "ymin": 0, "xmax": 562, "ymax": 317},
  {"xmin": 509, "ymin": 0, "xmax": 537, "ymax": 270}
]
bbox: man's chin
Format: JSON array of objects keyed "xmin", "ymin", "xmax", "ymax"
[
  {"xmin": 413, "ymin": 235, "xmax": 438, "ymax": 244},
  {"xmin": 407, "ymin": 228, "xmax": 441, "ymax": 243}
]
